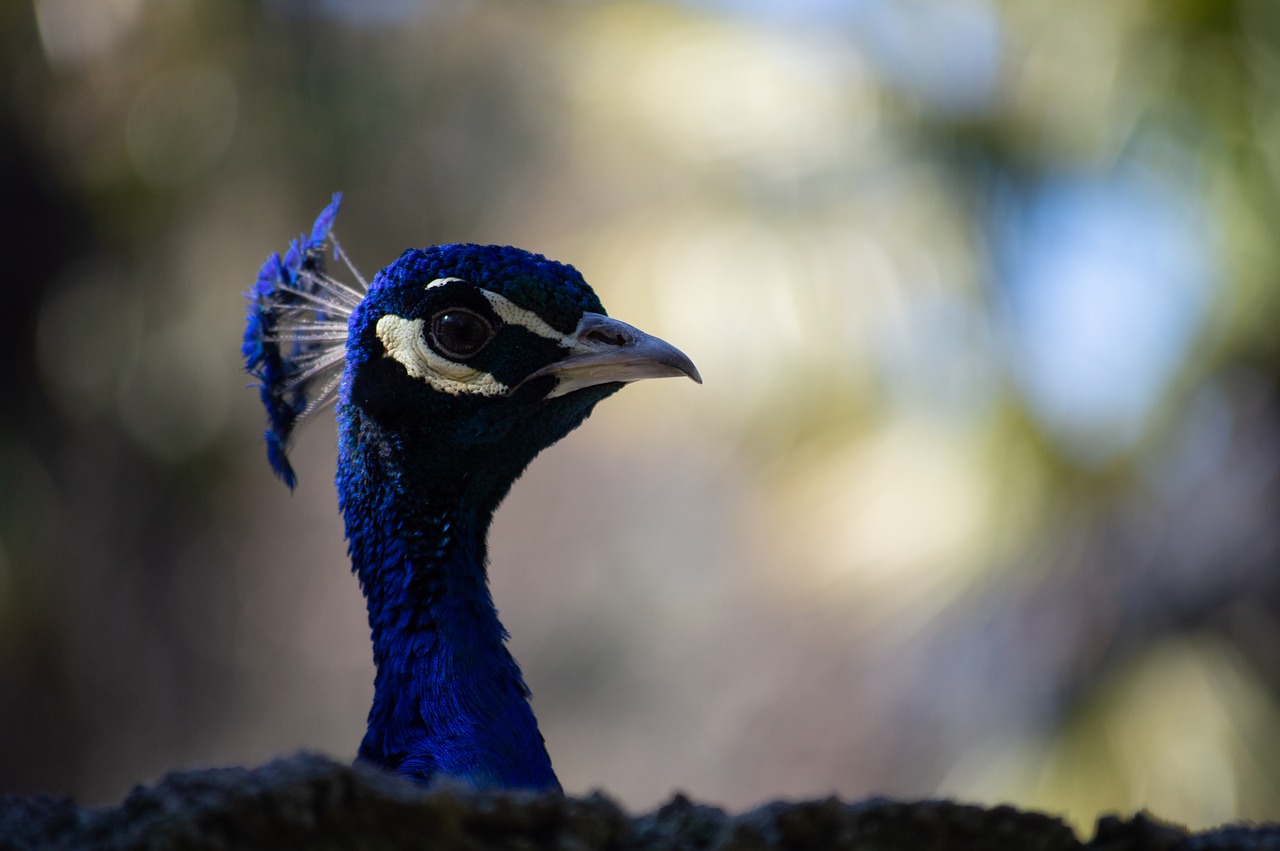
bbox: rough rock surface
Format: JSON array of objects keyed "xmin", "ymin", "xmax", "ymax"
[{"xmin": 1, "ymin": 753, "xmax": 1277, "ymax": 850}]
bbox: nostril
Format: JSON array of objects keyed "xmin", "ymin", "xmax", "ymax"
[{"xmin": 585, "ymin": 327, "xmax": 628, "ymax": 347}]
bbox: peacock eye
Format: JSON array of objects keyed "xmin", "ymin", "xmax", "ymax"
[{"xmin": 429, "ymin": 308, "xmax": 494, "ymax": 359}]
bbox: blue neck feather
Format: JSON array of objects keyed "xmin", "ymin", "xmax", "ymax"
[{"xmin": 336, "ymin": 399, "xmax": 559, "ymax": 791}]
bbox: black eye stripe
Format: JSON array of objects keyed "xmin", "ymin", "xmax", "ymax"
[{"xmin": 412, "ymin": 279, "xmax": 486, "ymax": 314}]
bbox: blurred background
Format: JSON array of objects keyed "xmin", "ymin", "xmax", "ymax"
[{"xmin": 2, "ymin": 0, "xmax": 1279, "ymax": 833}]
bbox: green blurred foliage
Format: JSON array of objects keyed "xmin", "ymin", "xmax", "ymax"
[{"xmin": 1, "ymin": 0, "xmax": 1278, "ymax": 832}]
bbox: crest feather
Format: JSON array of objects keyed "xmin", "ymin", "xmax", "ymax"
[{"xmin": 243, "ymin": 193, "xmax": 363, "ymax": 488}]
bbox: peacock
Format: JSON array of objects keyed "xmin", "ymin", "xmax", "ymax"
[{"xmin": 242, "ymin": 194, "xmax": 700, "ymax": 792}]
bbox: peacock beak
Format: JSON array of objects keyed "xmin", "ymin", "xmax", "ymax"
[{"xmin": 529, "ymin": 312, "xmax": 702, "ymax": 399}]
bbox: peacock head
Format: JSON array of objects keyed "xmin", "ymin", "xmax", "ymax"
[{"xmin": 244, "ymin": 194, "xmax": 700, "ymax": 498}]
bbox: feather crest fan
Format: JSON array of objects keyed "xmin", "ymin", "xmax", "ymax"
[{"xmin": 242, "ymin": 193, "xmax": 366, "ymax": 488}]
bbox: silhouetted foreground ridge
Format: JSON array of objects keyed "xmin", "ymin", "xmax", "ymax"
[{"xmin": 1, "ymin": 753, "xmax": 1277, "ymax": 850}]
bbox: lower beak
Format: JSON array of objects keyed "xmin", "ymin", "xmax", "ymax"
[{"xmin": 528, "ymin": 312, "xmax": 702, "ymax": 399}]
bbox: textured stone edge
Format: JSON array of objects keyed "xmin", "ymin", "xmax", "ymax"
[{"xmin": 1, "ymin": 752, "xmax": 1278, "ymax": 851}]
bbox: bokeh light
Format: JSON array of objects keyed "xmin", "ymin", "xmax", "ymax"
[{"xmin": 1, "ymin": 0, "xmax": 1279, "ymax": 834}]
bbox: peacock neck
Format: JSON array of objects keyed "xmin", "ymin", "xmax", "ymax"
[{"xmin": 335, "ymin": 406, "xmax": 559, "ymax": 791}]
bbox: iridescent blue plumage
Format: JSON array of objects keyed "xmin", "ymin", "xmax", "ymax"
[{"xmin": 245, "ymin": 196, "xmax": 700, "ymax": 791}]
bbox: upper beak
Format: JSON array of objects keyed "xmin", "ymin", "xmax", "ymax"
[{"xmin": 526, "ymin": 312, "xmax": 702, "ymax": 399}]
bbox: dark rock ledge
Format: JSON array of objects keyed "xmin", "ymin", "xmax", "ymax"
[{"xmin": 1, "ymin": 753, "xmax": 1278, "ymax": 850}]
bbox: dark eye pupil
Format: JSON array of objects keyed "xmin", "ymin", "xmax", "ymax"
[{"xmin": 432, "ymin": 310, "xmax": 492, "ymax": 358}]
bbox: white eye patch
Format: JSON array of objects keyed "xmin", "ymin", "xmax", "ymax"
[
  {"xmin": 375, "ymin": 314, "xmax": 509, "ymax": 397},
  {"xmin": 373, "ymin": 286, "xmax": 579, "ymax": 397},
  {"xmin": 479, "ymin": 290, "xmax": 576, "ymax": 346}
]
